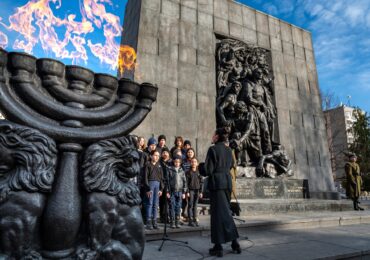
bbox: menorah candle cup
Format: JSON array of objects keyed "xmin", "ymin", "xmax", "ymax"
[
  {"xmin": 37, "ymin": 58, "xmax": 65, "ymax": 77},
  {"xmin": 139, "ymin": 82, "xmax": 158, "ymax": 101},
  {"xmin": 8, "ymin": 52, "xmax": 37, "ymax": 82},
  {"xmin": 93, "ymin": 73, "xmax": 118, "ymax": 100},
  {"xmin": 137, "ymin": 83, "xmax": 158, "ymax": 110},
  {"xmin": 0, "ymin": 48, "xmax": 7, "ymax": 66},
  {"xmin": 0, "ymin": 48, "xmax": 7, "ymax": 81},
  {"xmin": 119, "ymin": 78, "xmax": 141, "ymax": 96},
  {"xmin": 66, "ymin": 65, "xmax": 94, "ymax": 93},
  {"xmin": 118, "ymin": 78, "xmax": 141, "ymax": 106}
]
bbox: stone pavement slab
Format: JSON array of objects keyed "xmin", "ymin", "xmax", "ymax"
[
  {"xmin": 143, "ymin": 209, "xmax": 370, "ymax": 259},
  {"xmin": 143, "ymin": 224, "xmax": 370, "ymax": 259}
]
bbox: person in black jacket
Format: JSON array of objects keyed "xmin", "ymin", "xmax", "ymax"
[
  {"xmin": 186, "ymin": 157, "xmax": 203, "ymax": 227},
  {"xmin": 159, "ymin": 147, "xmax": 172, "ymax": 223},
  {"xmin": 144, "ymin": 150, "xmax": 164, "ymax": 230},
  {"xmin": 204, "ymin": 127, "xmax": 241, "ymax": 257},
  {"xmin": 167, "ymin": 156, "xmax": 187, "ymax": 228}
]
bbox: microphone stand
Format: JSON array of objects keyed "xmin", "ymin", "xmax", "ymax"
[{"xmin": 147, "ymin": 164, "xmax": 188, "ymax": 251}]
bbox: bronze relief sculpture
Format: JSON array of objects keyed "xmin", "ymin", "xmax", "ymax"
[{"xmin": 216, "ymin": 39, "xmax": 292, "ymax": 178}]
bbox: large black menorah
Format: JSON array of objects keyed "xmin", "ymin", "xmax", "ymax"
[{"xmin": 0, "ymin": 48, "xmax": 156, "ymax": 259}]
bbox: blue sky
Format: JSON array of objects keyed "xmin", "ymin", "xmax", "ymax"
[
  {"xmin": 0, "ymin": 0, "xmax": 127, "ymax": 75},
  {"xmin": 239, "ymin": 0, "xmax": 370, "ymax": 112},
  {"xmin": 1, "ymin": 0, "xmax": 369, "ymax": 112}
]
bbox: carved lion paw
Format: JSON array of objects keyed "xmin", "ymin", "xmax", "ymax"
[
  {"xmin": 76, "ymin": 248, "xmax": 98, "ymax": 260},
  {"xmin": 20, "ymin": 251, "xmax": 42, "ymax": 260},
  {"xmin": 99, "ymin": 240, "xmax": 132, "ymax": 260}
]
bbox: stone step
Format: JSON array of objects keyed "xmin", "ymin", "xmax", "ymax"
[
  {"xmin": 197, "ymin": 199, "xmax": 367, "ymax": 216},
  {"xmin": 233, "ymin": 199, "xmax": 364, "ymax": 216},
  {"xmin": 145, "ymin": 209, "xmax": 370, "ymax": 241}
]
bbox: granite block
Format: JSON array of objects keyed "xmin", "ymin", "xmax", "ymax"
[
  {"xmin": 256, "ymin": 11, "xmax": 269, "ymax": 34},
  {"xmin": 180, "ymin": 5, "xmax": 197, "ymax": 24},
  {"xmin": 228, "ymin": 1, "xmax": 243, "ymax": 25},
  {"xmin": 243, "ymin": 27, "xmax": 257, "ymax": 44},
  {"xmin": 214, "ymin": 17, "xmax": 229, "ymax": 35},
  {"xmin": 242, "ymin": 6, "xmax": 256, "ymax": 30}
]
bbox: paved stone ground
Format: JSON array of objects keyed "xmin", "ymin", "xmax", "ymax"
[{"xmin": 143, "ymin": 205, "xmax": 370, "ymax": 260}]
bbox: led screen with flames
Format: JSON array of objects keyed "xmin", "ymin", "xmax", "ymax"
[{"xmin": 0, "ymin": 0, "xmax": 136, "ymax": 76}]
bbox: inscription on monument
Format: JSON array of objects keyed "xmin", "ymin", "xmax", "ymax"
[
  {"xmin": 235, "ymin": 178, "xmax": 308, "ymax": 199},
  {"xmin": 263, "ymin": 185, "xmax": 280, "ymax": 197}
]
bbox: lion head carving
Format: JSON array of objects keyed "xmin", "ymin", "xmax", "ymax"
[
  {"xmin": 0, "ymin": 121, "xmax": 57, "ymax": 203},
  {"xmin": 82, "ymin": 136, "xmax": 141, "ymax": 206}
]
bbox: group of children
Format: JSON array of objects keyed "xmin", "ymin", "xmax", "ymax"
[{"xmin": 136, "ymin": 135, "xmax": 204, "ymax": 230}]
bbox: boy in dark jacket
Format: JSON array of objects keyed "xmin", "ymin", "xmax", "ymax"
[
  {"xmin": 159, "ymin": 147, "xmax": 172, "ymax": 223},
  {"xmin": 186, "ymin": 158, "xmax": 203, "ymax": 227},
  {"xmin": 167, "ymin": 156, "xmax": 187, "ymax": 228}
]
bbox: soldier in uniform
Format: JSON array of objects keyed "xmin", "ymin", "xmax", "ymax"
[{"xmin": 345, "ymin": 153, "xmax": 364, "ymax": 211}]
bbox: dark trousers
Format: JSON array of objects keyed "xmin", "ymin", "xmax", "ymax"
[
  {"xmin": 188, "ymin": 190, "xmax": 200, "ymax": 220},
  {"xmin": 170, "ymin": 191, "xmax": 182, "ymax": 219},
  {"xmin": 159, "ymin": 191, "xmax": 168, "ymax": 222},
  {"xmin": 181, "ymin": 197, "xmax": 188, "ymax": 218},
  {"xmin": 140, "ymin": 189, "xmax": 147, "ymax": 222},
  {"xmin": 146, "ymin": 181, "xmax": 160, "ymax": 222}
]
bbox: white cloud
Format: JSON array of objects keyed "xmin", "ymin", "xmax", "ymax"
[{"xmin": 344, "ymin": 5, "xmax": 366, "ymax": 27}]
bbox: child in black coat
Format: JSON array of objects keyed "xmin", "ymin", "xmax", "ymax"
[{"xmin": 186, "ymin": 158, "xmax": 203, "ymax": 227}]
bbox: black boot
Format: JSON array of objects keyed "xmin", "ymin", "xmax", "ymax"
[
  {"xmin": 188, "ymin": 219, "xmax": 195, "ymax": 227},
  {"xmin": 357, "ymin": 200, "xmax": 364, "ymax": 211},
  {"xmin": 146, "ymin": 219, "xmax": 153, "ymax": 230},
  {"xmin": 152, "ymin": 219, "xmax": 159, "ymax": 229},
  {"xmin": 209, "ymin": 244, "xmax": 223, "ymax": 257},
  {"xmin": 353, "ymin": 200, "xmax": 359, "ymax": 211},
  {"xmin": 231, "ymin": 239, "xmax": 241, "ymax": 254}
]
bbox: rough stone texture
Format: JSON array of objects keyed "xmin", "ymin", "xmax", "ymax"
[{"xmin": 121, "ymin": 0, "xmax": 335, "ymax": 196}]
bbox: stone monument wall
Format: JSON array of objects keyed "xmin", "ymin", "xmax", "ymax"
[{"xmin": 120, "ymin": 0, "xmax": 335, "ymax": 197}]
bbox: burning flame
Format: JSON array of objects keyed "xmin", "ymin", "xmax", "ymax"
[
  {"xmin": 118, "ymin": 45, "xmax": 137, "ymax": 75},
  {"xmin": 0, "ymin": 0, "xmax": 136, "ymax": 74}
]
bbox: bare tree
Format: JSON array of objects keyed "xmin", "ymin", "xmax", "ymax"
[{"xmin": 321, "ymin": 89, "xmax": 341, "ymax": 111}]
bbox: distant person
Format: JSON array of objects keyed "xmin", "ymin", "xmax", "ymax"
[
  {"xmin": 159, "ymin": 147, "xmax": 172, "ymax": 223},
  {"xmin": 345, "ymin": 153, "xmax": 364, "ymax": 211},
  {"xmin": 182, "ymin": 148, "xmax": 196, "ymax": 173},
  {"xmin": 204, "ymin": 127, "xmax": 241, "ymax": 257},
  {"xmin": 144, "ymin": 150, "xmax": 164, "ymax": 229},
  {"xmin": 183, "ymin": 140, "xmax": 192, "ymax": 152},
  {"xmin": 170, "ymin": 136, "xmax": 185, "ymax": 159},
  {"xmin": 172, "ymin": 148, "xmax": 183, "ymax": 160},
  {"xmin": 157, "ymin": 134, "xmax": 168, "ymax": 154},
  {"xmin": 186, "ymin": 158, "xmax": 203, "ymax": 227},
  {"xmin": 182, "ymin": 148, "xmax": 196, "ymax": 221},
  {"xmin": 167, "ymin": 156, "xmax": 187, "ymax": 229},
  {"xmin": 137, "ymin": 136, "xmax": 148, "ymax": 221},
  {"xmin": 145, "ymin": 137, "xmax": 158, "ymax": 160}
]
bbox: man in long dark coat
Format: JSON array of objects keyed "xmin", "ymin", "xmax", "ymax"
[
  {"xmin": 204, "ymin": 127, "xmax": 241, "ymax": 257},
  {"xmin": 345, "ymin": 153, "xmax": 364, "ymax": 211}
]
